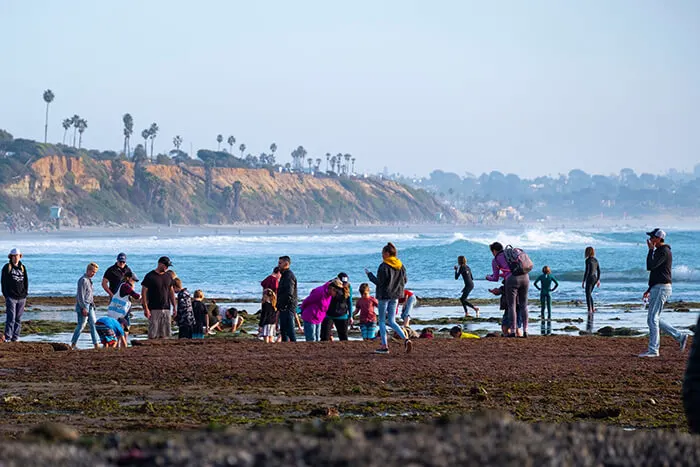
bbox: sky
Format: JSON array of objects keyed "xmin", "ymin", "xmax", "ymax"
[{"xmin": 1, "ymin": 0, "xmax": 699, "ymax": 179}]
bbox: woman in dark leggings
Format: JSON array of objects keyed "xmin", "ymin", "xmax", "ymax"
[
  {"xmin": 455, "ymin": 256, "xmax": 479, "ymax": 317},
  {"xmin": 582, "ymin": 246, "xmax": 601, "ymax": 332}
]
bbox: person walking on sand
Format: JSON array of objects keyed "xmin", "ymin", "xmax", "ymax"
[
  {"xmin": 399, "ymin": 289, "xmax": 417, "ymax": 328},
  {"xmin": 71, "ymin": 262, "xmax": 100, "ymax": 350},
  {"xmin": 534, "ymin": 266, "xmax": 559, "ymax": 335},
  {"xmin": 101, "ymin": 252, "xmax": 132, "ymax": 297},
  {"xmin": 639, "ymin": 229, "xmax": 687, "ymax": 357},
  {"xmin": 276, "ymin": 256, "xmax": 298, "ymax": 342},
  {"xmin": 365, "ymin": 242, "xmax": 413, "ymax": 354},
  {"xmin": 2, "ymin": 248, "xmax": 28, "ymax": 342},
  {"xmin": 582, "ymin": 247, "xmax": 601, "ymax": 333},
  {"xmin": 141, "ymin": 256, "xmax": 176, "ymax": 339},
  {"xmin": 455, "ymin": 256, "xmax": 479, "ymax": 318}
]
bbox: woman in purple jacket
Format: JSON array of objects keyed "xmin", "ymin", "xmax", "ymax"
[
  {"xmin": 300, "ymin": 278, "xmax": 345, "ymax": 342},
  {"xmin": 485, "ymin": 242, "xmax": 521, "ymax": 336}
]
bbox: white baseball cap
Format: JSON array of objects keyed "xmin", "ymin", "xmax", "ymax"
[{"xmin": 9, "ymin": 248, "xmax": 21, "ymax": 256}]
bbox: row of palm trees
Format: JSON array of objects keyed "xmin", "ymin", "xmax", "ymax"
[{"xmin": 41, "ymin": 89, "xmax": 359, "ymax": 174}]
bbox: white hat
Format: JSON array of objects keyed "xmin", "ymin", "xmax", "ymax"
[{"xmin": 9, "ymin": 248, "xmax": 21, "ymax": 256}]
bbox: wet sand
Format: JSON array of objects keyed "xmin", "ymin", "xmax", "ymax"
[{"xmin": 0, "ymin": 335, "xmax": 691, "ymax": 439}]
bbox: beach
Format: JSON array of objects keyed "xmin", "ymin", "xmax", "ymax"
[{"xmin": 0, "ymin": 335, "xmax": 697, "ymax": 465}]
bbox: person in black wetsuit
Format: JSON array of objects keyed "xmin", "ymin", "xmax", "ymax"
[
  {"xmin": 582, "ymin": 246, "xmax": 601, "ymax": 333},
  {"xmin": 454, "ymin": 256, "xmax": 479, "ymax": 318}
]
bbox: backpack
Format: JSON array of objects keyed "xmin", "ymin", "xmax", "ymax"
[
  {"xmin": 326, "ymin": 294, "xmax": 350, "ymax": 318},
  {"xmin": 504, "ymin": 245, "xmax": 534, "ymax": 276}
]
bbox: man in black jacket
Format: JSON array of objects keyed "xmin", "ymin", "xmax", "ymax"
[
  {"xmin": 276, "ymin": 256, "xmax": 297, "ymax": 342},
  {"xmin": 1, "ymin": 248, "xmax": 28, "ymax": 342},
  {"xmin": 639, "ymin": 229, "xmax": 686, "ymax": 357}
]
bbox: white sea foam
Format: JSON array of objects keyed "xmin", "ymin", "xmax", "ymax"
[
  {"xmin": 461, "ymin": 230, "xmax": 609, "ymax": 249},
  {"xmin": 0, "ymin": 232, "xmax": 421, "ymax": 257}
]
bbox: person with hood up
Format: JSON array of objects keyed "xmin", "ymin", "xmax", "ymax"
[{"xmin": 365, "ymin": 242, "xmax": 413, "ymax": 354}]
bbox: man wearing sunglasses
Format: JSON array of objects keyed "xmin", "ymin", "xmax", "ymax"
[{"xmin": 102, "ymin": 252, "xmax": 133, "ymax": 298}]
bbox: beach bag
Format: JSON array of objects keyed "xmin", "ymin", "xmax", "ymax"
[{"xmin": 504, "ymin": 245, "xmax": 533, "ymax": 276}]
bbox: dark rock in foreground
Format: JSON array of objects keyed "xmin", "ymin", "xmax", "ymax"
[{"xmin": 1, "ymin": 413, "xmax": 699, "ymax": 466}]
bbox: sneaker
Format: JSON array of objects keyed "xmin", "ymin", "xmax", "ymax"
[
  {"xmin": 374, "ymin": 348, "xmax": 389, "ymax": 354},
  {"xmin": 638, "ymin": 351, "xmax": 659, "ymax": 358},
  {"xmin": 404, "ymin": 339, "xmax": 413, "ymax": 354},
  {"xmin": 521, "ymin": 332, "xmax": 528, "ymax": 338},
  {"xmin": 207, "ymin": 330, "xmax": 217, "ymax": 336},
  {"xmin": 680, "ymin": 334, "xmax": 689, "ymax": 352}
]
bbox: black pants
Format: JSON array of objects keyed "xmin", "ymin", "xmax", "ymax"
[
  {"xmin": 584, "ymin": 278, "xmax": 597, "ymax": 312},
  {"xmin": 684, "ymin": 313, "xmax": 700, "ymax": 433},
  {"xmin": 320, "ymin": 317, "xmax": 349, "ymax": 341},
  {"xmin": 279, "ymin": 310, "xmax": 297, "ymax": 342},
  {"xmin": 178, "ymin": 323, "xmax": 193, "ymax": 339},
  {"xmin": 459, "ymin": 286, "xmax": 477, "ymax": 313}
]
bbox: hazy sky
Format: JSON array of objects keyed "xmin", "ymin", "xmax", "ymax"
[{"xmin": 1, "ymin": 1, "xmax": 699, "ymax": 178}]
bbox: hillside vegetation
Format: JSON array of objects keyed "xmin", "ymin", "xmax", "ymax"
[{"xmin": 0, "ymin": 140, "xmax": 455, "ymax": 228}]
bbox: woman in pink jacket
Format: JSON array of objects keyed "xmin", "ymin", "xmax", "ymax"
[{"xmin": 300, "ymin": 278, "xmax": 345, "ymax": 342}]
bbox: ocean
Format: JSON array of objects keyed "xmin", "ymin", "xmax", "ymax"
[{"xmin": 4, "ymin": 227, "xmax": 699, "ymax": 304}]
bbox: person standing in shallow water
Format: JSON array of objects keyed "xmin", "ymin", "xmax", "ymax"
[
  {"xmin": 534, "ymin": 265, "xmax": 558, "ymax": 335},
  {"xmin": 582, "ymin": 246, "xmax": 600, "ymax": 333},
  {"xmin": 365, "ymin": 242, "xmax": 413, "ymax": 354},
  {"xmin": 454, "ymin": 256, "xmax": 479, "ymax": 318}
]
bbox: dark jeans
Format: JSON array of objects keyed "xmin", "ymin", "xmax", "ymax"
[
  {"xmin": 5, "ymin": 297, "xmax": 26, "ymax": 342},
  {"xmin": 279, "ymin": 309, "xmax": 297, "ymax": 342},
  {"xmin": 506, "ymin": 274, "xmax": 530, "ymax": 333},
  {"xmin": 459, "ymin": 286, "xmax": 477, "ymax": 313},
  {"xmin": 320, "ymin": 317, "xmax": 349, "ymax": 341}
]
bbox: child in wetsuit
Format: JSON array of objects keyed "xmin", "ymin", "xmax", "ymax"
[
  {"xmin": 455, "ymin": 256, "xmax": 480, "ymax": 318},
  {"xmin": 534, "ymin": 265, "xmax": 559, "ymax": 335}
]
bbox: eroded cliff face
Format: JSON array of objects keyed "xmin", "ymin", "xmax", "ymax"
[
  {"xmin": 2, "ymin": 156, "xmax": 101, "ymax": 200},
  {"xmin": 0, "ymin": 156, "xmax": 455, "ymax": 225}
]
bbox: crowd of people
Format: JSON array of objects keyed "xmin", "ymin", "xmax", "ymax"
[{"xmin": 0, "ymin": 229, "xmax": 692, "ymax": 358}]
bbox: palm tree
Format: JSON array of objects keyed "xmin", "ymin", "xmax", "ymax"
[
  {"xmin": 61, "ymin": 118, "xmax": 71, "ymax": 145},
  {"xmin": 227, "ymin": 135, "xmax": 236, "ymax": 153},
  {"xmin": 315, "ymin": 158, "xmax": 321, "ymax": 172},
  {"xmin": 148, "ymin": 123, "xmax": 159, "ymax": 158},
  {"xmin": 344, "ymin": 154, "xmax": 351, "ymax": 175},
  {"xmin": 351, "ymin": 157, "xmax": 356, "ymax": 174},
  {"xmin": 336, "ymin": 153, "xmax": 343, "ymax": 173},
  {"xmin": 122, "ymin": 113, "xmax": 134, "ymax": 157},
  {"xmin": 141, "ymin": 129, "xmax": 150, "ymax": 157},
  {"xmin": 173, "ymin": 135, "xmax": 183, "ymax": 151},
  {"xmin": 307, "ymin": 158, "xmax": 313, "ymax": 172},
  {"xmin": 330, "ymin": 155, "xmax": 337, "ymax": 173},
  {"xmin": 270, "ymin": 143, "xmax": 277, "ymax": 157},
  {"xmin": 325, "ymin": 152, "xmax": 331, "ymax": 171},
  {"xmin": 239, "ymin": 143, "xmax": 246, "ymax": 158},
  {"xmin": 216, "ymin": 134, "xmax": 223, "ymax": 150},
  {"xmin": 77, "ymin": 119, "xmax": 87, "ymax": 149},
  {"xmin": 43, "ymin": 89, "xmax": 54, "ymax": 143},
  {"xmin": 71, "ymin": 114, "xmax": 81, "ymax": 147}
]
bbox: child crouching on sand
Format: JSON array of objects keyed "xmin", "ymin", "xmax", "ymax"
[
  {"xmin": 354, "ymin": 283, "xmax": 378, "ymax": 340},
  {"xmin": 258, "ymin": 289, "xmax": 278, "ymax": 343},
  {"xmin": 192, "ymin": 290, "xmax": 207, "ymax": 339},
  {"xmin": 222, "ymin": 307, "xmax": 245, "ymax": 333},
  {"xmin": 95, "ymin": 316, "xmax": 129, "ymax": 348},
  {"xmin": 173, "ymin": 278, "xmax": 196, "ymax": 339}
]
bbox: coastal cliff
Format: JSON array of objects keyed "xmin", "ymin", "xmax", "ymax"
[{"xmin": 0, "ymin": 150, "xmax": 457, "ymax": 227}]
